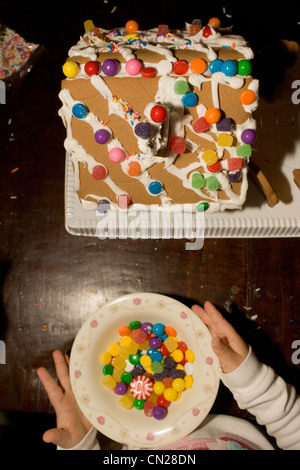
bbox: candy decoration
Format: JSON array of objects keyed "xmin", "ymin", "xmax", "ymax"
[
  {"xmin": 126, "ymin": 20, "xmax": 139, "ymax": 33},
  {"xmin": 237, "ymin": 59, "xmax": 252, "ymax": 76},
  {"xmin": 141, "ymin": 67, "xmax": 156, "ymax": 78},
  {"xmin": 63, "ymin": 61, "xmax": 79, "ymax": 78},
  {"xmin": 202, "ymin": 149, "xmax": 218, "ymax": 166},
  {"xmin": 192, "ymin": 117, "xmax": 210, "ymax": 133},
  {"xmin": 208, "ymin": 17, "xmax": 221, "ymax": 27},
  {"xmin": 236, "ymin": 144, "xmax": 252, "ymax": 157},
  {"xmin": 170, "ymin": 136, "xmax": 186, "ymax": 154},
  {"xmin": 221, "ymin": 60, "xmax": 237, "ymax": 77},
  {"xmin": 109, "ymin": 147, "xmax": 125, "ymax": 163},
  {"xmin": 217, "ymin": 133, "xmax": 234, "ymax": 147},
  {"xmin": 209, "ymin": 59, "xmax": 223, "ymax": 74},
  {"xmin": 190, "ymin": 58, "xmax": 206, "ymax": 74},
  {"xmin": 216, "ymin": 118, "xmax": 232, "ymax": 132},
  {"xmin": 227, "ymin": 170, "xmax": 241, "ymax": 183},
  {"xmin": 173, "ymin": 60, "xmax": 189, "ymax": 75},
  {"xmin": 134, "ymin": 122, "xmax": 151, "ymax": 139},
  {"xmin": 205, "ymin": 107, "xmax": 221, "ymax": 124},
  {"xmin": 207, "ymin": 161, "xmax": 221, "ymax": 173},
  {"xmin": 92, "ymin": 164, "xmax": 107, "ymax": 180},
  {"xmin": 114, "ymin": 382, "xmax": 128, "ymax": 395},
  {"xmin": 84, "ymin": 60, "xmax": 100, "ymax": 76},
  {"xmin": 152, "ymin": 405, "xmax": 167, "ymax": 420},
  {"xmin": 97, "ymin": 200, "xmax": 110, "ymax": 214},
  {"xmin": 118, "ymin": 194, "xmax": 130, "ymax": 209},
  {"xmin": 202, "ymin": 26, "xmax": 212, "ymax": 38},
  {"xmin": 72, "ymin": 103, "xmax": 87, "ymax": 119},
  {"xmin": 241, "ymin": 128, "xmax": 256, "ymax": 144},
  {"xmin": 130, "ymin": 375, "xmax": 153, "ymax": 400},
  {"xmin": 196, "ymin": 202, "xmax": 209, "ymax": 212},
  {"xmin": 94, "ymin": 129, "xmax": 110, "ymax": 144},
  {"xmin": 227, "ymin": 158, "xmax": 243, "ymax": 172},
  {"xmin": 206, "ymin": 175, "xmax": 220, "ymax": 191},
  {"xmin": 125, "ymin": 58, "xmax": 142, "ymax": 76},
  {"xmin": 181, "ymin": 92, "xmax": 198, "ymax": 107},
  {"xmin": 128, "ymin": 161, "xmax": 142, "ymax": 177},
  {"xmin": 191, "ymin": 172, "xmax": 205, "ymax": 189},
  {"xmin": 174, "ymin": 80, "xmax": 190, "ymax": 95},
  {"xmin": 150, "ymin": 105, "xmax": 167, "ymax": 123},
  {"xmin": 240, "ymin": 89, "xmax": 256, "ymax": 105},
  {"xmin": 148, "ymin": 181, "xmax": 163, "ymax": 195},
  {"xmin": 102, "ymin": 59, "xmax": 119, "ymax": 76}
]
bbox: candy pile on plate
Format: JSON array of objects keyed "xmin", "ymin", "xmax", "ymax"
[{"xmin": 100, "ymin": 321, "xmax": 194, "ymax": 420}]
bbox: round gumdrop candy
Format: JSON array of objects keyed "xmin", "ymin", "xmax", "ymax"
[
  {"xmin": 182, "ymin": 92, "xmax": 198, "ymax": 107},
  {"xmin": 102, "ymin": 59, "xmax": 119, "ymax": 76},
  {"xmin": 238, "ymin": 59, "xmax": 252, "ymax": 76},
  {"xmin": 173, "ymin": 60, "xmax": 189, "ymax": 75},
  {"xmin": 92, "ymin": 164, "xmax": 107, "ymax": 180},
  {"xmin": 174, "ymin": 80, "xmax": 190, "ymax": 95},
  {"xmin": 134, "ymin": 122, "xmax": 151, "ymax": 139},
  {"xmin": 192, "ymin": 172, "xmax": 205, "ymax": 189},
  {"xmin": 241, "ymin": 128, "xmax": 256, "ymax": 144},
  {"xmin": 63, "ymin": 60, "xmax": 79, "ymax": 78},
  {"xmin": 114, "ymin": 382, "xmax": 128, "ymax": 395},
  {"xmin": 190, "ymin": 58, "xmax": 206, "ymax": 74},
  {"xmin": 152, "ymin": 405, "xmax": 167, "ymax": 420},
  {"xmin": 240, "ymin": 89, "xmax": 256, "ymax": 105},
  {"xmin": 209, "ymin": 59, "xmax": 223, "ymax": 74},
  {"xmin": 148, "ymin": 181, "xmax": 163, "ymax": 195},
  {"xmin": 150, "ymin": 105, "xmax": 167, "ymax": 123},
  {"xmin": 221, "ymin": 60, "xmax": 237, "ymax": 77},
  {"xmin": 72, "ymin": 103, "xmax": 87, "ymax": 119},
  {"xmin": 140, "ymin": 322, "xmax": 153, "ymax": 334},
  {"xmin": 134, "ymin": 399, "xmax": 145, "ymax": 410},
  {"xmin": 125, "ymin": 59, "xmax": 142, "ymax": 76},
  {"xmin": 84, "ymin": 60, "xmax": 100, "ymax": 76},
  {"xmin": 109, "ymin": 147, "xmax": 125, "ymax": 163},
  {"xmin": 149, "ymin": 336, "xmax": 162, "ymax": 349},
  {"xmin": 152, "ymin": 323, "xmax": 165, "ymax": 336},
  {"xmin": 208, "ymin": 17, "xmax": 221, "ymax": 27},
  {"xmin": 205, "ymin": 107, "xmax": 221, "ymax": 124},
  {"xmin": 126, "ymin": 20, "xmax": 139, "ymax": 32},
  {"xmin": 95, "ymin": 128, "xmax": 110, "ymax": 144}
]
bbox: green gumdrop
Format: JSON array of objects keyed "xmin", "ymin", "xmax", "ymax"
[
  {"xmin": 236, "ymin": 144, "xmax": 252, "ymax": 157},
  {"xmin": 192, "ymin": 172, "xmax": 205, "ymax": 189},
  {"xmin": 206, "ymin": 175, "xmax": 220, "ymax": 191},
  {"xmin": 174, "ymin": 80, "xmax": 190, "ymax": 95},
  {"xmin": 196, "ymin": 202, "xmax": 209, "ymax": 212},
  {"xmin": 237, "ymin": 59, "xmax": 252, "ymax": 76}
]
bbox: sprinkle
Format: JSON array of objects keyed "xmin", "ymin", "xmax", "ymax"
[
  {"xmin": 11, "ymin": 167, "xmax": 19, "ymax": 173},
  {"xmin": 111, "ymin": 6, "xmax": 117, "ymax": 13},
  {"xmin": 232, "ymin": 42, "xmax": 235, "ymax": 49},
  {"xmin": 102, "ymin": 119, "xmax": 110, "ymax": 126}
]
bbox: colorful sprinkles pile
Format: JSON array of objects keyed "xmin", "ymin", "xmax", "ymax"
[{"xmin": 101, "ymin": 320, "xmax": 194, "ymax": 420}]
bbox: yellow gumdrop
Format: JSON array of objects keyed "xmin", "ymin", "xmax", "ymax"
[
  {"xmin": 185, "ymin": 349, "xmax": 195, "ymax": 362},
  {"xmin": 202, "ymin": 149, "xmax": 218, "ymax": 166},
  {"xmin": 100, "ymin": 352, "xmax": 112, "ymax": 365},
  {"xmin": 172, "ymin": 378, "xmax": 186, "ymax": 392},
  {"xmin": 109, "ymin": 343, "xmax": 120, "ymax": 356},
  {"xmin": 153, "ymin": 381, "xmax": 165, "ymax": 395},
  {"xmin": 184, "ymin": 375, "xmax": 194, "ymax": 388},
  {"xmin": 120, "ymin": 335, "xmax": 132, "ymax": 347},
  {"xmin": 163, "ymin": 387, "xmax": 178, "ymax": 401},
  {"xmin": 217, "ymin": 133, "xmax": 234, "ymax": 147}
]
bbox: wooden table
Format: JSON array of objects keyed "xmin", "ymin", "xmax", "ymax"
[{"xmin": 0, "ymin": 9, "xmax": 300, "ymax": 450}]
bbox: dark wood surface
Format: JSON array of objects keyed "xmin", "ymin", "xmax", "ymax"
[{"xmin": 0, "ymin": 3, "xmax": 300, "ymax": 449}]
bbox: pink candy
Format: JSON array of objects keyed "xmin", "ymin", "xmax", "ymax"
[{"xmin": 125, "ymin": 59, "xmax": 142, "ymax": 76}]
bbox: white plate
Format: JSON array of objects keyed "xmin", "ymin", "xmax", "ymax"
[{"xmin": 70, "ymin": 293, "xmax": 220, "ymax": 448}]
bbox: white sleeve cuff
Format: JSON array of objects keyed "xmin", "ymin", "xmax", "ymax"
[{"xmin": 57, "ymin": 426, "xmax": 100, "ymax": 450}]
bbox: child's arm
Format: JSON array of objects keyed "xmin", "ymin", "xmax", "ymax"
[
  {"xmin": 37, "ymin": 350, "xmax": 99, "ymax": 450},
  {"xmin": 193, "ymin": 302, "xmax": 300, "ymax": 450}
]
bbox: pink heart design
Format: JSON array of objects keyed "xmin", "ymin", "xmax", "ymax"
[
  {"xmin": 146, "ymin": 432, "xmax": 155, "ymax": 441},
  {"xmin": 205, "ymin": 356, "xmax": 213, "ymax": 365},
  {"xmin": 75, "ymin": 370, "xmax": 82, "ymax": 378},
  {"xmin": 180, "ymin": 311, "xmax": 187, "ymax": 319},
  {"xmin": 97, "ymin": 416, "xmax": 105, "ymax": 425},
  {"xmin": 192, "ymin": 407, "xmax": 200, "ymax": 416},
  {"xmin": 133, "ymin": 298, "xmax": 141, "ymax": 305},
  {"xmin": 90, "ymin": 319, "xmax": 98, "ymax": 328}
]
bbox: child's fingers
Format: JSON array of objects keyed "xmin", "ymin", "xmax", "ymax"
[
  {"xmin": 42, "ymin": 427, "xmax": 69, "ymax": 447},
  {"xmin": 192, "ymin": 301, "xmax": 236, "ymax": 338},
  {"xmin": 52, "ymin": 350, "xmax": 71, "ymax": 393},
  {"xmin": 37, "ymin": 366, "xmax": 63, "ymax": 409}
]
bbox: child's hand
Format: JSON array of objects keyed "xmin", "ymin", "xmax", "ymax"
[
  {"xmin": 37, "ymin": 350, "xmax": 92, "ymax": 449},
  {"xmin": 192, "ymin": 301, "xmax": 249, "ymax": 374}
]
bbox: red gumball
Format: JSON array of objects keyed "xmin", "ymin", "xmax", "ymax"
[
  {"xmin": 84, "ymin": 60, "xmax": 100, "ymax": 76},
  {"xmin": 150, "ymin": 105, "xmax": 167, "ymax": 123}
]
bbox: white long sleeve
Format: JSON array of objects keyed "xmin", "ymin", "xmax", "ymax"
[{"xmin": 220, "ymin": 347, "xmax": 300, "ymax": 450}]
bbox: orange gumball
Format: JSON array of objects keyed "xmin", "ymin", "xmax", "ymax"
[
  {"xmin": 240, "ymin": 89, "xmax": 256, "ymax": 105},
  {"xmin": 126, "ymin": 20, "xmax": 139, "ymax": 33},
  {"xmin": 208, "ymin": 17, "xmax": 221, "ymax": 27},
  {"xmin": 205, "ymin": 107, "xmax": 221, "ymax": 124},
  {"xmin": 190, "ymin": 58, "xmax": 207, "ymax": 74}
]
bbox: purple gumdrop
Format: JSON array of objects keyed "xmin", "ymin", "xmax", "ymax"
[
  {"xmin": 102, "ymin": 59, "xmax": 119, "ymax": 76},
  {"xmin": 227, "ymin": 170, "xmax": 241, "ymax": 183},
  {"xmin": 216, "ymin": 118, "xmax": 232, "ymax": 132},
  {"xmin": 140, "ymin": 322, "xmax": 153, "ymax": 334},
  {"xmin": 153, "ymin": 405, "xmax": 167, "ymax": 420},
  {"xmin": 97, "ymin": 199, "xmax": 110, "ymax": 214},
  {"xmin": 241, "ymin": 128, "xmax": 256, "ymax": 144},
  {"xmin": 95, "ymin": 128, "xmax": 110, "ymax": 144},
  {"xmin": 163, "ymin": 356, "xmax": 176, "ymax": 369},
  {"xmin": 134, "ymin": 122, "xmax": 151, "ymax": 139},
  {"xmin": 114, "ymin": 382, "xmax": 128, "ymax": 395},
  {"xmin": 149, "ymin": 336, "xmax": 162, "ymax": 349}
]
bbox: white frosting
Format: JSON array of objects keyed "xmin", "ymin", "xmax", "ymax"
[{"xmin": 59, "ymin": 23, "xmax": 258, "ymax": 213}]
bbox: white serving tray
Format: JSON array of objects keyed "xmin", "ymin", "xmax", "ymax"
[{"xmin": 65, "ymin": 92, "xmax": 300, "ymax": 239}]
